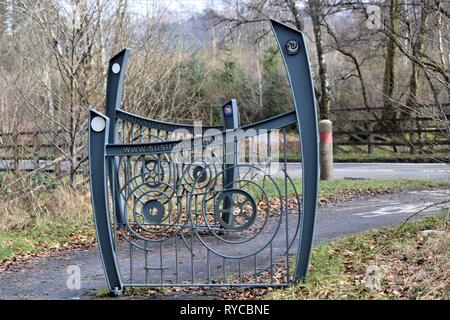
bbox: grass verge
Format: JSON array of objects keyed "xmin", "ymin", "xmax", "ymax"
[
  {"xmin": 268, "ymin": 213, "xmax": 450, "ymax": 300},
  {"xmin": 0, "ymin": 221, "xmax": 95, "ymax": 262},
  {"xmin": 251, "ymin": 178, "xmax": 449, "ymax": 202},
  {"xmin": 0, "ymin": 184, "xmax": 95, "ymax": 266},
  {"xmin": 281, "ymin": 150, "xmax": 449, "ymax": 163},
  {"xmin": 317, "ymin": 179, "xmax": 448, "ymax": 203},
  {"xmin": 334, "ymin": 151, "xmax": 450, "ymax": 163}
]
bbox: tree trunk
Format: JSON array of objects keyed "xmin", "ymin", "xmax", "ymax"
[
  {"xmin": 309, "ymin": 0, "xmax": 331, "ymax": 120},
  {"xmin": 407, "ymin": 1, "xmax": 429, "ymax": 154},
  {"xmin": 285, "ymin": 0, "xmax": 304, "ymax": 31},
  {"xmin": 96, "ymin": 0, "xmax": 106, "ymax": 77},
  {"xmin": 382, "ymin": 0, "xmax": 401, "ymax": 152},
  {"xmin": 0, "ymin": 1, "xmax": 5, "ymax": 39},
  {"xmin": 115, "ymin": 0, "xmax": 128, "ymax": 50}
]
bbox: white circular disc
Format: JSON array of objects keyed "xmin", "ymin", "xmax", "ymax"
[
  {"xmin": 91, "ymin": 116, "xmax": 106, "ymax": 132},
  {"xmin": 112, "ymin": 63, "xmax": 121, "ymax": 74}
]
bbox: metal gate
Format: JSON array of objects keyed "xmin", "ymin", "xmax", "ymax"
[{"xmin": 89, "ymin": 19, "xmax": 319, "ymax": 295}]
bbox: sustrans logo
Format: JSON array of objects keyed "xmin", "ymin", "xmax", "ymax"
[{"xmin": 285, "ymin": 39, "xmax": 300, "ymax": 55}]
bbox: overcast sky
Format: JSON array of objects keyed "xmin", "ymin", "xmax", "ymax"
[{"xmin": 129, "ymin": 0, "xmax": 214, "ymax": 16}]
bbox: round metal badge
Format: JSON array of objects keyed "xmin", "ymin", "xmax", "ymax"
[{"xmin": 285, "ymin": 39, "xmax": 300, "ymax": 55}]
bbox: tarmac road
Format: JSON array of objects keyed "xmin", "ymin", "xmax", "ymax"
[
  {"xmin": 281, "ymin": 162, "xmax": 450, "ymax": 180},
  {"xmin": 2, "ymin": 161, "xmax": 448, "ymax": 180}
]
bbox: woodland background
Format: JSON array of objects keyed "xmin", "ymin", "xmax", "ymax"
[{"xmin": 0, "ymin": 0, "xmax": 448, "ymax": 223}]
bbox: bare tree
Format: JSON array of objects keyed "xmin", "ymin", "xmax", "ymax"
[
  {"xmin": 2, "ymin": 0, "xmax": 111, "ymax": 186},
  {"xmin": 206, "ymin": 0, "xmax": 333, "ymax": 118},
  {"xmin": 308, "ymin": 0, "xmax": 331, "ymax": 119}
]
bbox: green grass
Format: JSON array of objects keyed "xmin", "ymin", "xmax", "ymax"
[
  {"xmin": 334, "ymin": 151, "xmax": 450, "ymax": 163},
  {"xmin": 94, "ymin": 288, "xmax": 113, "ymax": 298},
  {"xmin": 280, "ymin": 148, "xmax": 449, "ymax": 163},
  {"xmin": 317, "ymin": 179, "xmax": 448, "ymax": 200},
  {"xmin": 248, "ymin": 178, "xmax": 449, "ymax": 200},
  {"xmin": 268, "ymin": 213, "xmax": 450, "ymax": 300},
  {"xmin": 0, "ymin": 149, "xmax": 57, "ymax": 160},
  {"xmin": 0, "ymin": 220, "xmax": 94, "ymax": 261}
]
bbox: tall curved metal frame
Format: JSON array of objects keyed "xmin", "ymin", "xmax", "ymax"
[{"xmin": 89, "ymin": 19, "xmax": 318, "ymax": 295}]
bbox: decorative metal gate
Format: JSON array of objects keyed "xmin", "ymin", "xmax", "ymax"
[{"xmin": 89, "ymin": 19, "xmax": 319, "ymax": 295}]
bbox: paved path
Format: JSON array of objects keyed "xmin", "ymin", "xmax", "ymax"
[
  {"xmin": 0, "ymin": 188, "xmax": 448, "ymax": 300},
  {"xmin": 281, "ymin": 162, "xmax": 450, "ymax": 180}
]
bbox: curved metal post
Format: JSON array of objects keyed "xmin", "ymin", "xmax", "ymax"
[
  {"xmin": 221, "ymin": 99, "xmax": 239, "ymax": 225},
  {"xmin": 270, "ymin": 19, "xmax": 319, "ymax": 281},
  {"xmin": 105, "ymin": 48, "xmax": 131, "ymax": 227},
  {"xmin": 88, "ymin": 110, "xmax": 123, "ymax": 294}
]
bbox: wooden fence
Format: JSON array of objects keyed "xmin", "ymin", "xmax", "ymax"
[
  {"xmin": 0, "ymin": 104, "xmax": 449, "ymax": 171},
  {"xmin": 332, "ymin": 104, "xmax": 450, "ymax": 154},
  {"xmin": 0, "ymin": 130, "xmax": 73, "ymax": 172}
]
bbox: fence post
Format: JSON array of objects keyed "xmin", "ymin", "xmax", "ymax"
[
  {"xmin": 32, "ymin": 132, "xmax": 38, "ymax": 171},
  {"xmin": 368, "ymin": 109, "xmax": 374, "ymax": 154},
  {"xmin": 320, "ymin": 120, "xmax": 333, "ymax": 180}
]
